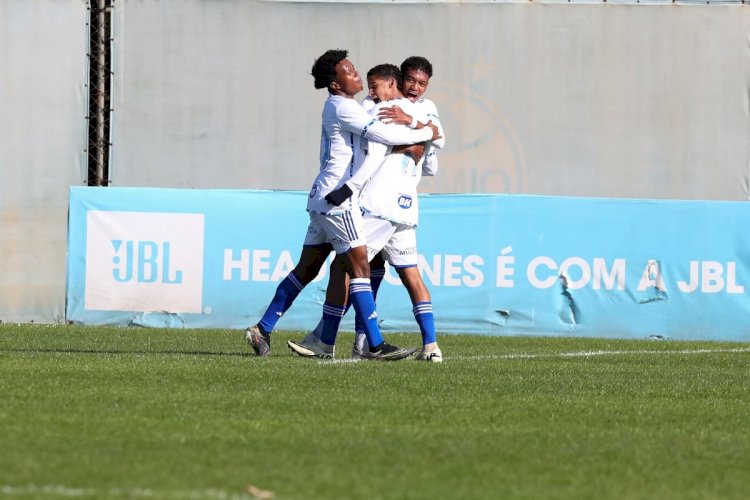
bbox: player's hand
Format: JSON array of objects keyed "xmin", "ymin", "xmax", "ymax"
[
  {"xmin": 378, "ymin": 105, "xmax": 412, "ymax": 126},
  {"xmin": 392, "ymin": 143, "xmax": 426, "ymax": 164},
  {"xmin": 325, "ymin": 184, "xmax": 354, "ymax": 206},
  {"xmin": 421, "ymin": 120, "xmax": 441, "ymax": 141}
]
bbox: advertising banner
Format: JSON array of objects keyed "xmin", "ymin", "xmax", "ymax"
[{"xmin": 67, "ymin": 187, "xmax": 750, "ymax": 341}]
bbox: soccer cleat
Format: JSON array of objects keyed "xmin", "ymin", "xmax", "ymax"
[
  {"xmin": 244, "ymin": 325, "xmax": 271, "ymax": 357},
  {"xmin": 287, "ymin": 337, "xmax": 335, "ymax": 359},
  {"xmin": 415, "ymin": 347, "xmax": 443, "ymax": 363},
  {"xmin": 351, "ymin": 343, "xmax": 376, "ymax": 360},
  {"xmin": 300, "ymin": 330, "xmax": 319, "ymax": 345},
  {"xmin": 369, "ymin": 343, "xmax": 417, "ymax": 361}
]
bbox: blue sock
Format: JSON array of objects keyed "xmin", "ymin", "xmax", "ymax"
[
  {"xmin": 370, "ymin": 266, "xmax": 385, "ymax": 298},
  {"xmin": 258, "ymin": 272, "xmax": 304, "ymax": 334},
  {"xmin": 413, "ymin": 301, "xmax": 436, "ymax": 345},
  {"xmin": 354, "ymin": 266, "xmax": 385, "ymax": 338},
  {"xmin": 320, "ymin": 302, "xmax": 346, "ymax": 345},
  {"xmin": 349, "ymin": 278, "xmax": 384, "ymax": 349}
]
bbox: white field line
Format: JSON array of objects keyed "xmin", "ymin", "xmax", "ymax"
[
  {"xmin": 320, "ymin": 347, "xmax": 750, "ymax": 364},
  {"xmin": 449, "ymin": 347, "xmax": 750, "ymax": 361},
  {"xmin": 0, "ymin": 484, "xmax": 246, "ymax": 499}
]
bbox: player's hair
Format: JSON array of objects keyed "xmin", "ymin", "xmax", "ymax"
[
  {"xmin": 311, "ymin": 49, "xmax": 349, "ymax": 90},
  {"xmin": 367, "ymin": 64, "xmax": 402, "ymax": 88},
  {"xmin": 401, "ymin": 56, "xmax": 433, "ymax": 79}
]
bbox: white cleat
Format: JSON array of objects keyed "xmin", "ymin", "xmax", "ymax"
[
  {"xmin": 287, "ymin": 336, "xmax": 335, "ymax": 359},
  {"xmin": 415, "ymin": 347, "xmax": 443, "ymax": 363}
]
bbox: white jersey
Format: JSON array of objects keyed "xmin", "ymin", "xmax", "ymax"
[
  {"xmin": 415, "ymin": 97, "xmax": 444, "ymax": 176},
  {"xmin": 345, "ymin": 97, "xmax": 423, "ymax": 226},
  {"xmin": 306, "ymin": 94, "xmax": 434, "ymax": 215},
  {"xmin": 346, "ymin": 96, "xmax": 445, "ymax": 226},
  {"xmin": 362, "ymin": 96, "xmax": 443, "ymax": 177}
]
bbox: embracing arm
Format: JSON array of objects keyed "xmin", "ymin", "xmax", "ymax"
[
  {"xmin": 325, "ymin": 141, "xmax": 389, "ymax": 206},
  {"xmin": 337, "ymin": 99, "xmax": 433, "ymax": 146},
  {"xmin": 346, "ymin": 140, "xmax": 388, "ymax": 192},
  {"xmin": 379, "ymin": 103, "xmax": 445, "ymax": 149}
]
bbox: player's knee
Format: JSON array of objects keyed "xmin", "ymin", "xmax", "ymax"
[
  {"xmin": 371, "ymin": 252, "xmax": 386, "ymax": 269},
  {"xmin": 293, "ymin": 262, "xmax": 321, "ymax": 283}
]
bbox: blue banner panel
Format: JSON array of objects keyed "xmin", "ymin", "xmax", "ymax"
[{"xmin": 67, "ymin": 187, "xmax": 750, "ymax": 341}]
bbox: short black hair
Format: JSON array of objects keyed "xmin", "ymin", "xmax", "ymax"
[
  {"xmin": 366, "ymin": 63, "xmax": 402, "ymax": 88},
  {"xmin": 311, "ymin": 49, "xmax": 348, "ymax": 90},
  {"xmin": 401, "ymin": 56, "xmax": 433, "ymax": 79}
]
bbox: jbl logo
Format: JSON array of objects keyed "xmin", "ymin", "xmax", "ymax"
[
  {"xmin": 84, "ymin": 211, "xmax": 204, "ymax": 313},
  {"xmin": 111, "ymin": 240, "xmax": 183, "ymax": 284}
]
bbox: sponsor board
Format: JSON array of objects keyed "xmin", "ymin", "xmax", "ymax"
[{"xmin": 67, "ymin": 187, "xmax": 750, "ymax": 340}]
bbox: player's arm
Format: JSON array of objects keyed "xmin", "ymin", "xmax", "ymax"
[
  {"xmin": 379, "ymin": 103, "xmax": 445, "ymax": 150},
  {"xmin": 347, "ymin": 140, "xmax": 388, "ymax": 192},
  {"xmin": 392, "ymin": 143, "xmax": 426, "ymax": 164},
  {"xmin": 325, "ymin": 141, "xmax": 389, "ymax": 206},
  {"xmin": 377, "ymin": 105, "xmax": 415, "ymax": 127},
  {"xmin": 337, "ymin": 99, "xmax": 436, "ymax": 145},
  {"xmin": 418, "ymin": 100, "xmax": 446, "ymax": 149}
]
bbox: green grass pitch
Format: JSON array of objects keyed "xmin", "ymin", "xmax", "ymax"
[{"xmin": 1, "ymin": 324, "xmax": 749, "ymax": 499}]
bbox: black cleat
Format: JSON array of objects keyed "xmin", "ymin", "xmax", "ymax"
[{"xmin": 244, "ymin": 325, "xmax": 271, "ymax": 357}]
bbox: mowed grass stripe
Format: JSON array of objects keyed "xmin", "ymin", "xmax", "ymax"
[{"xmin": 1, "ymin": 325, "xmax": 749, "ymax": 499}]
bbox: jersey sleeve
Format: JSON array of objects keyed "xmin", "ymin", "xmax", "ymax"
[
  {"xmin": 337, "ymin": 98, "xmax": 432, "ymax": 145},
  {"xmin": 422, "ymin": 146, "xmax": 439, "ymax": 176},
  {"xmin": 345, "ymin": 140, "xmax": 389, "ymax": 192},
  {"xmin": 421, "ymin": 98, "xmax": 445, "ymax": 150}
]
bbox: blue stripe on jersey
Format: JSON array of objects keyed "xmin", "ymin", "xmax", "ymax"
[
  {"xmin": 360, "ymin": 118, "xmax": 377, "ymax": 137},
  {"xmin": 348, "ymin": 131, "xmax": 355, "ymax": 178},
  {"xmin": 320, "ymin": 125, "xmax": 331, "ymax": 168}
]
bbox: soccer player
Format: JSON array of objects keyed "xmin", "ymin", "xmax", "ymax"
[
  {"xmin": 302, "ymin": 57, "xmax": 445, "ymax": 362},
  {"xmin": 293, "ymin": 62, "xmax": 445, "ymax": 362},
  {"xmin": 244, "ymin": 49, "xmax": 438, "ymax": 360}
]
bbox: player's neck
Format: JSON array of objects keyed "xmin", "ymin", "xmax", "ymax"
[
  {"xmin": 383, "ymin": 90, "xmax": 405, "ymax": 102},
  {"xmin": 330, "ymin": 89, "xmax": 356, "ymax": 99}
]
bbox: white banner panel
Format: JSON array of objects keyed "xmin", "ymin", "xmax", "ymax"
[
  {"xmin": 112, "ymin": 1, "xmax": 750, "ymax": 201},
  {"xmin": 84, "ymin": 211, "xmax": 205, "ymax": 313},
  {"xmin": 0, "ymin": 0, "xmax": 88, "ymax": 323}
]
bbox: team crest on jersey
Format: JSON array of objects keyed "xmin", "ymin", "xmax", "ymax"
[{"xmin": 397, "ymin": 194, "xmax": 413, "ymax": 209}]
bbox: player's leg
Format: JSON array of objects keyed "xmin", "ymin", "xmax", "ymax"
[
  {"xmin": 289, "ymin": 211, "xmax": 414, "ymax": 360},
  {"xmin": 244, "ymin": 219, "xmax": 331, "ymax": 356},
  {"xmin": 395, "ymin": 267, "xmax": 440, "ymax": 356},
  {"xmin": 288, "ymin": 211, "xmax": 364, "ymax": 358},
  {"xmin": 386, "ymin": 226, "xmax": 442, "ymax": 362},
  {"xmin": 352, "ymin": 251, "xmax": 385, "ymax": 357},
  {"xmin": 316, "ymin": 254, "xmax": 349, "ymax": 347},
  {"xmin": 306, "ymin": 253, "xmax": 385, "ymax": 358},
  {"xmin": 304, "ymin": 257, "xmax": 349, "ymax": 344},
  {"xmin": 257, "ymin": 244, "xmax": 331, "ymax": 333},
  {"xmin": 308, "ymin": 216, "xmax": 389, "ymax": 357}
]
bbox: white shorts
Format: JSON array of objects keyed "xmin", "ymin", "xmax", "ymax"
[
  {"xmin": 304, "ymin": 211, "xmax": 367, "ymax": 254},
  {"xmin": 364, "ymin": 214, "xmax": 418, "ymax": 268}
]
